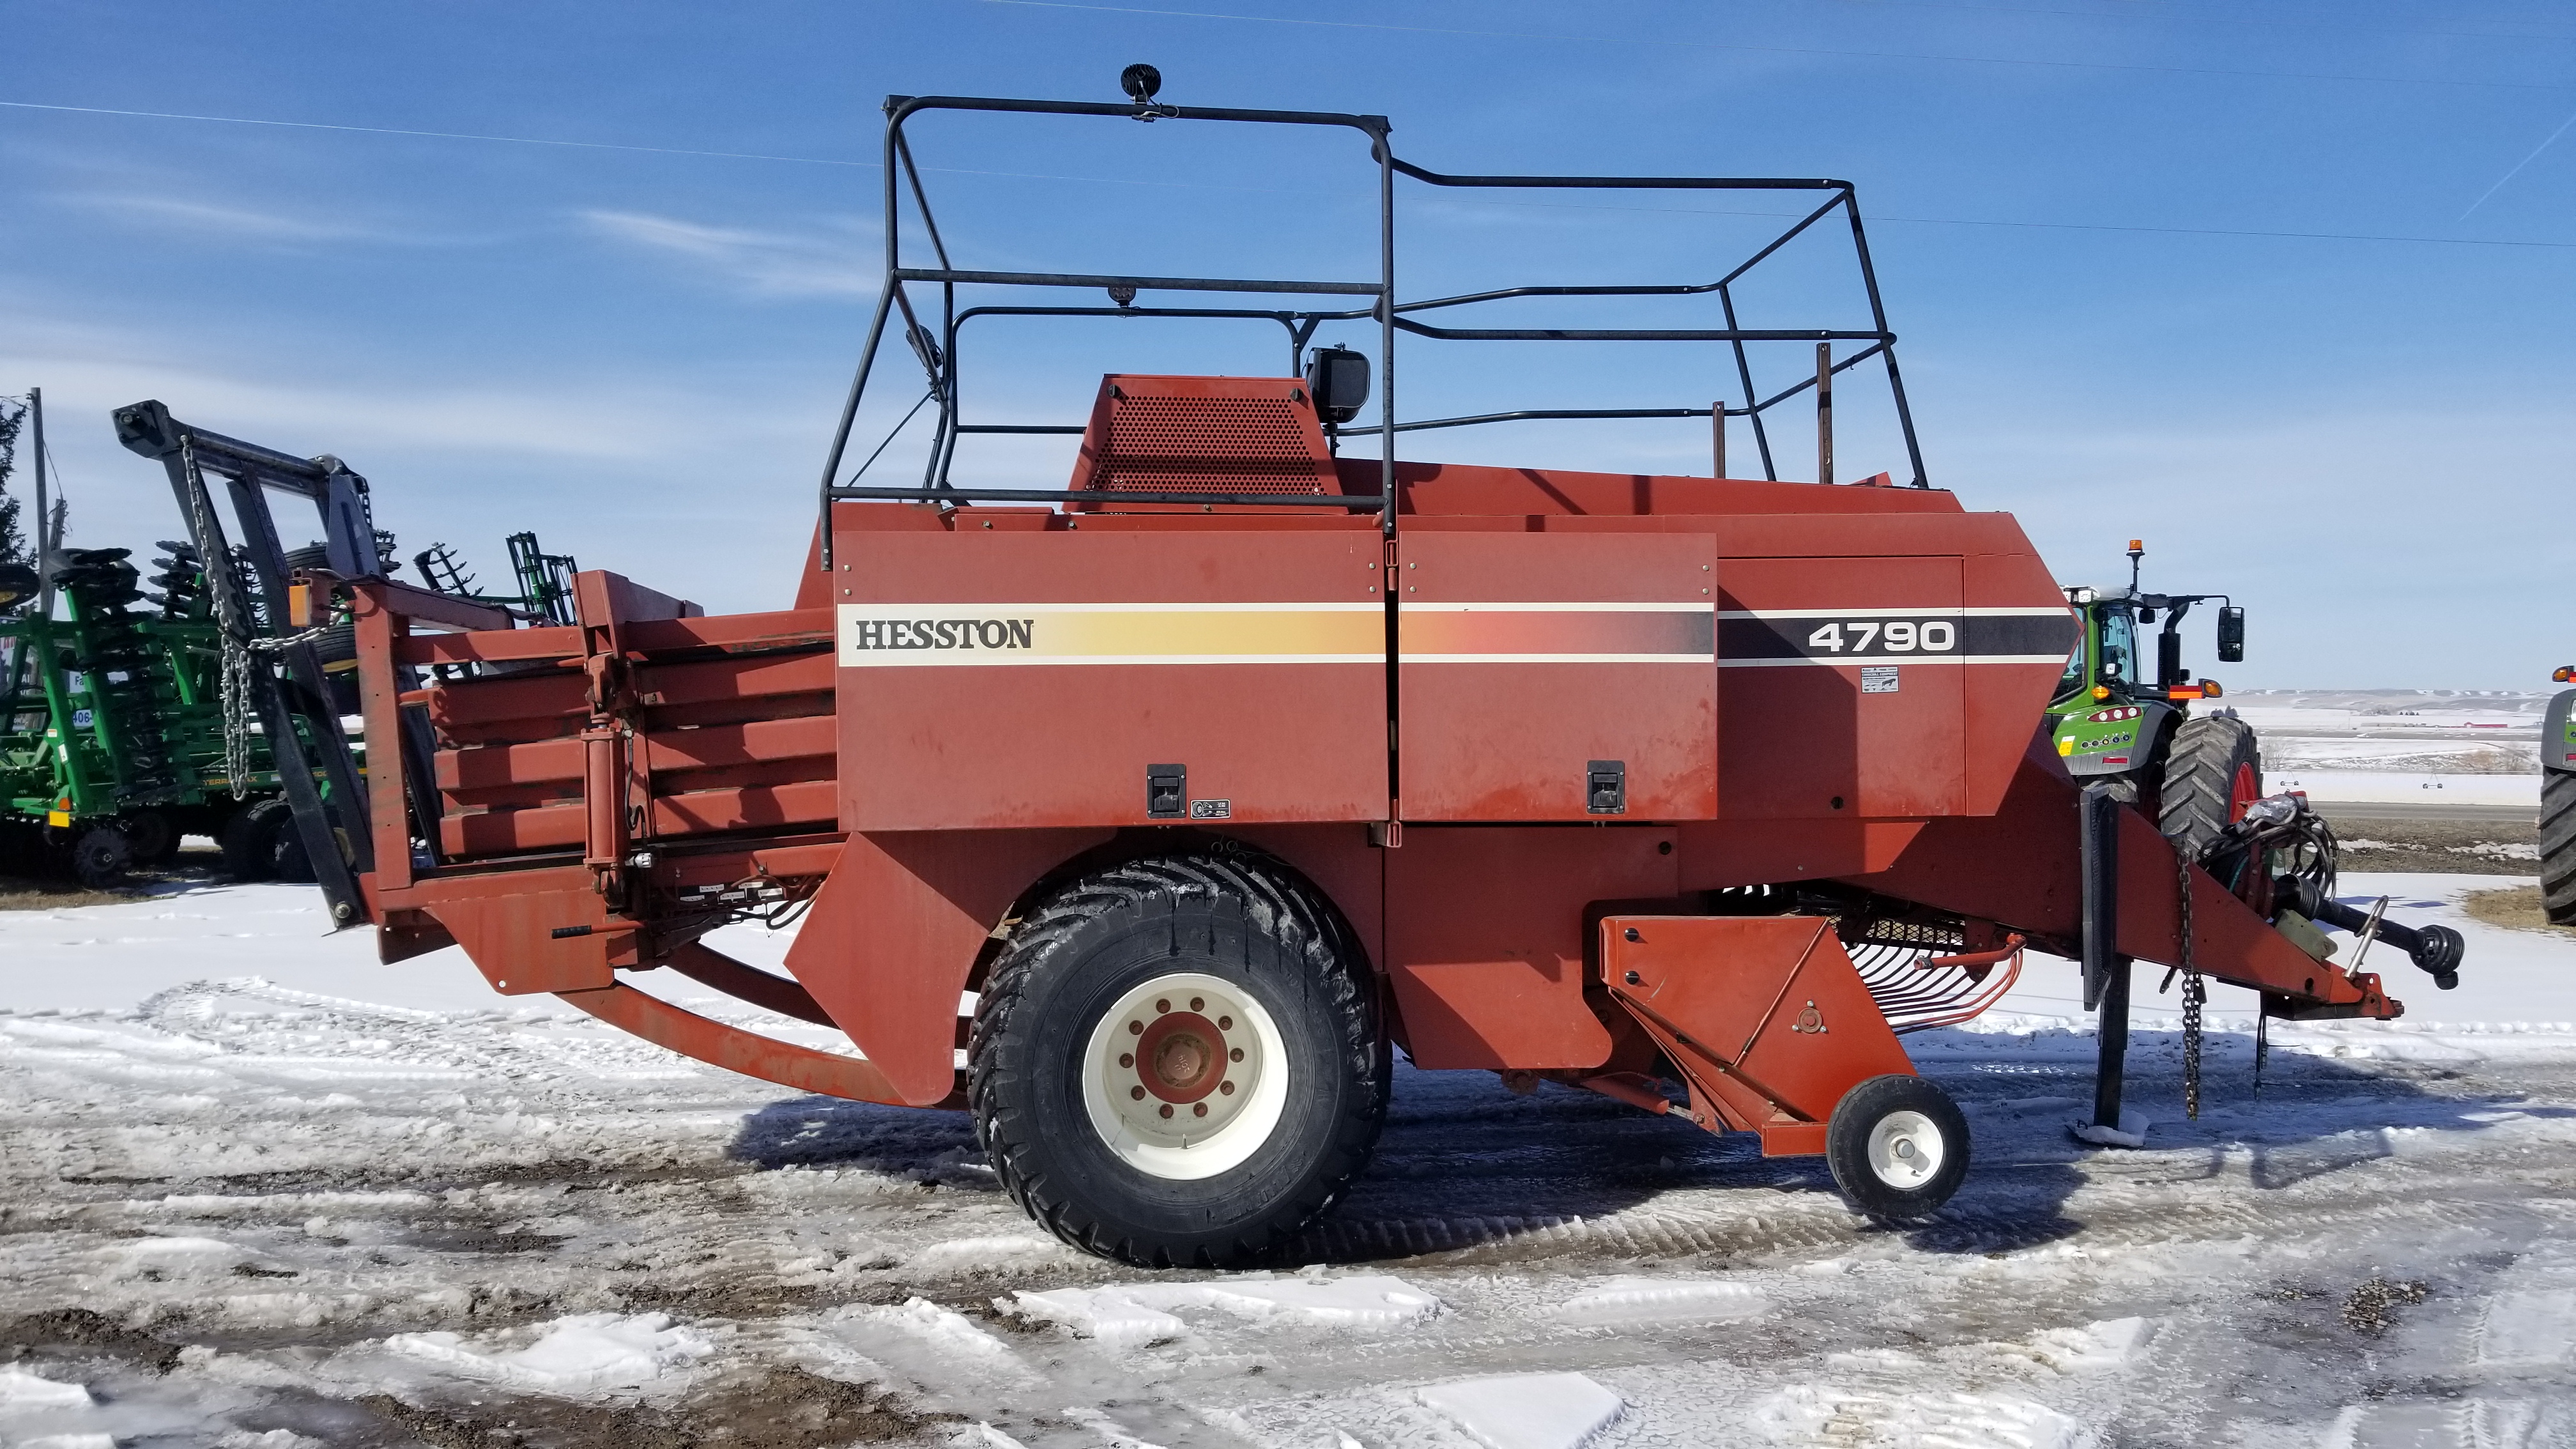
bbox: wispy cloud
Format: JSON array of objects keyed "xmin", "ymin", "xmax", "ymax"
[
  {"xmin": 58, "ymin": 192, "xmax": 418, "ymax": 245},
  {"xmin": 579, "ymin": 209, "xmax": 876, "ymax": 298}
]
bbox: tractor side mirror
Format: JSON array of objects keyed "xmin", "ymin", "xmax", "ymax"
[
  {"xmin": 1305, "ymin": 347, "xmax": 1371, "ymax": 425},
  {"xmin": 2216, "ymin": 606, "xmax": 2246, "ymax": 663}
]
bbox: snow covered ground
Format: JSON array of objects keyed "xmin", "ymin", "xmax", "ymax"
[
  {"xmin": 7, "ymin": 877, "xmax": 2576, "ymax": 1448},
  {"xmin": 2227, "ymin": 689, "xmax": 2551, "ymax": 805}
]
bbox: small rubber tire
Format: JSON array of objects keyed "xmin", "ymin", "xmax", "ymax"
[
  {"xmin": 2542, "ymin": 769, "xmax": 2576, "ymax": 928},
  {"xmin": 120, "ymin": 810, "xmax": 180, "ymax": 867},
  {"xmin": 220, "ymin": 799, "xmax": 298, "ymax": 882},
  {"xmin": 969, "ymin": 847, "xmax": 1389, "ymax": 1268},
  {"xmin": 1826, "ymin": 1074, "xmax": 1971, "ymax": 1221},
  {"xmin": 68, "ymin": 825, "xmax": 133, "ymax": 890},
  {"xmin": 2159, "ymin": 714, "xmax": 2263, "ymax": 861},
  {"xmin": 266, "ymin": 808, "xmax": 316, "ymax": 884},
  {"xmin": 218, "ymin": 793, "xmax": 279, "ymax": 877}
]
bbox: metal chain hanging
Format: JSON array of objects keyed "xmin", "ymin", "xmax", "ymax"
[
  {"xmin": 2178, "ymin": 847, "xmax": 2204, "ymax": 1119},
  {"xmin": 183, "ymin": 437, "xmax": 330, "ymax": 800}
]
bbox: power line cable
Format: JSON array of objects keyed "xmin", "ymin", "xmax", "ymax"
[
  {"xmin": 981, "ymin": 0, "xmax": 2576, "ymax": 92},
  {"xmin": 0, "ymin": 98, "xmax": 874, "ymax": 167},
  {"xmin": 8, "ymin": 95, "xmax": 2568, "ymax": 250}
]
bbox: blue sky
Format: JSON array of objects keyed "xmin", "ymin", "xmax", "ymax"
[{"xmin": 3, "ymin": 1, "xmax": 2570, "ymax": 686}]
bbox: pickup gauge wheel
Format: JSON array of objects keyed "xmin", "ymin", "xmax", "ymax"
[
  {"xmin": 1826, "ymin": 1074, "xmax": 1970, "ymax": 1221},
  {"xmin": 969, "ymin": 849, "xmax": 1388, "ymax": 1268}
]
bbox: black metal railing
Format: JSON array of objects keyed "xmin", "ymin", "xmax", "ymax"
[{"xmin": 816, "ymin": 86, "xmax": 1928, "ymax": 565}]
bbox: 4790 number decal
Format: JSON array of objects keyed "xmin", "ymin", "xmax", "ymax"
[{"xmin": 1804, "ymin": 619, "xmax": 1958, "ymax": 654}]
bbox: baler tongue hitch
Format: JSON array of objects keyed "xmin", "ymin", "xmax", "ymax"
[{"xmin": 2283, "ymin": 880, "xmax": 2465, "ymax": 990}]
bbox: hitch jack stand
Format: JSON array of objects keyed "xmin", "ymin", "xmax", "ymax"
[{"xmin": 2078, "ymin": 783, "xmax": 2138, "ymax": 1140}]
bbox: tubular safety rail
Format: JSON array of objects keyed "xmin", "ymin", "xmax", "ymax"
[{"xmin": 816, "ymin": 89, "xmax": 1929, "ymax": 565}]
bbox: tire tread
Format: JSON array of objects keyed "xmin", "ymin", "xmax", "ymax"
[
  {"xmin": 967, "ymin": 846, "xmax": 1386, "ymax": 1268},
  {"xmin": 2158, "ymin": 714, "xmax": 2262, "ymax": 859},
  {"xmin": 2541, "ymin": 769, "xmax": 2576, "ymax": 926}
]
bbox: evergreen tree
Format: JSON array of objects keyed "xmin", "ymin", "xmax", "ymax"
[{"xmin": 0, "ymin": 396, "xmax": 26, "ymax": 575}]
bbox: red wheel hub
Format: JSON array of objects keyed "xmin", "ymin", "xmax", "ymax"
[
  {"xmin": 2227, "ymin": 760, "xmax": 2260, "ymax": 822},
  {"xmin": 1132, "ymin": 1011, "xmax": 1227, "ymax": 1103}
]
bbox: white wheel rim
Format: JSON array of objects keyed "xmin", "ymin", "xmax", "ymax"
[
  {"xmin": 1866, "ymin": 1109, "xmax": 1945, "ymax": 1190},
  {"xmin": 1080, "ymin": 971, "xmax": 1288, "ymax": 1181}
]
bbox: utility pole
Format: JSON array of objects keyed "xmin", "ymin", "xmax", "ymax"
[{"xmin": 30, "ymin": 387, "xmax": 50, "ymax": 620}]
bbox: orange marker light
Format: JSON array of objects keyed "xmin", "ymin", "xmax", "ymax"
[
  {"xmin": 287, "ymin": 583, "xmax": 315, "ymax": 629},
  {"xmin": 2200, "ymin": 680, "xmax": 2223, "ymax": 698},
  {"xmin": 2091, "ymin": 684, "xmax": 2110, "ymax": 701},
  {"xmin": 2128, "ymin": 539, "xmax": 2143, "ymax": 552},
  {"xmin": 2556, "ymin": 666, "xmax": 2574, "ymax": 684}
]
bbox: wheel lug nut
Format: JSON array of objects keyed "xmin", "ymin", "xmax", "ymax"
[
  {"xmin": 1119, "ymin": 1053, "xmax": 1134, "ymax": 1068},
  {"xmin": 1130, "ymin": 1085, "xmax": 1146, "ymax": 1100},
  {"xmin": 1155, "ymin": 999, "xmax": 1170, "ymax": 1013},
  {"xmin": 1220, "ymin": 1080, "xmax": 1235, "ymax": 1096},
  {"xmin": 1158, "ymin": 1104, "xmax": 1173, "ymax": 1119},
  {"xmin": 1218, "ymin": 1015, "xmax": 1232, "ymax": 1031},
  {"xmin": 1229, "ymin": 1047, "xmax": 1245, "ymax": 1062},
  {"xmin": 1192, "ymin": 1103, "xmax": 1208, "ymax": 1117},
  {"xmin": 1128, "ymin": 1021, "xmax": 1143, "ymax": 1036},
  {"xmin": 1190, "ymin": 996, "xmax": 1204, "ymax": 1011}
]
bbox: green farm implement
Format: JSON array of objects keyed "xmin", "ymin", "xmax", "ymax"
[{"xmin": 0, "ymin": 541, "xmax": 302, "ymax": 885}]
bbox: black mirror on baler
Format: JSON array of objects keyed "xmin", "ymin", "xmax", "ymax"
[
  {"xmin": 1305, "ymin": 346, "xmax": 1370, "ymax": 424},
  {"xmin": 2216, "ymin": 606, "xmax": 2246, "ymax": 663}
]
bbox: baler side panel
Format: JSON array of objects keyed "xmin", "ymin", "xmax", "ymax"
[
  {"xmin": 1716, "ymin": 555, "xmax": 1966, "ymax": 820},
  {"xmin": 1383, "ymin": 825, "xmax": 1677, "ymax": 1069},
  {"xmin": 1395, "ymin": 528, "xmax": 1717, "ymax": 822},
  {"xmin": 783, "ymin": 827, "xmax": 1115, "ymax": 1106},
  {"xmin": 832, "ymin": 519, "xmax": 1387, "ymax": 831}
]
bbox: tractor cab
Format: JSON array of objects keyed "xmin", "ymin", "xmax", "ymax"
[{"xmin": 2045, "ymin": 541, "xmax": 2248, "ymax": 822}]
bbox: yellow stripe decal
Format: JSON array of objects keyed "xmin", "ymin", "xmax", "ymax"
[{"xmin": 838, "ymin": 602, "xmax": 1383, "ymax": 667}]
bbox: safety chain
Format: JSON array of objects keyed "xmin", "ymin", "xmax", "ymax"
[
  {"xmin": 185, "ymin": 437, "xmax": 333, "ymax": 800},
  {"xmin": 2178, "ymin": 847, "xmax": 2205, "ymax": 1119}
]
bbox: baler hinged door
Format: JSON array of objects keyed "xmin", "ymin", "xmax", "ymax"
[
  {"xmin": 1395, "ymin": 530, "xmax": 1717, "ymax": 821},
  {"xmin": 833, "ymin": 521, "xmax": 1387, "ymax": 831},
  {"xmin": 1717, "ymin": 555, "xmax": 1967, "ymax": 819}
]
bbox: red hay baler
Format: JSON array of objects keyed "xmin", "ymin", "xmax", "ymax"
[{"xmin": 130, "ymin": 82, "xmax": 2462, "ymax": 1268}]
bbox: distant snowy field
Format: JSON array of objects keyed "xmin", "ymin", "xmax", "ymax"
[
  {"xmin": 2227, "ymin": 688, "xmax": 2552, "ymax": 805},
  {"xmin": 6, "ymin": 877, "xmax": 2576, "ymax": 1447}
]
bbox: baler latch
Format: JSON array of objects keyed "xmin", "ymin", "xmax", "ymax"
[
  {"xmin": 1146, "ymin": 763, "xmax": 1188, "ymax": 819},
  {"xmin": 1586, "ymin": 760, "xmax": 1626, "ymax": 815}
]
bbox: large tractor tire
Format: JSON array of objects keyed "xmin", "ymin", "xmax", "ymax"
[
  {"xmin": 969, "ymin": 848, "xmax": 1389, "ymax": 1268},
  {"xmin": 2542, "ymin": 769, "xmax": 2576, "ymax": 926},
  {"xmin": 2159, "ymin": 714, "xmax": 2264, "ymax": 861}
]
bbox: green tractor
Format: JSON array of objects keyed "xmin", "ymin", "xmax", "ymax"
[
  {"xmin": 2046, "ymin": 540, "xmax": 2258, "ymax": 853},
  {"xmin": 2543, "ymin": 664, "xmax": 2576, "ymax": 926},
  {"xmin": 0, "ymin": 541, "xmax": 309, "ymax": 886}
]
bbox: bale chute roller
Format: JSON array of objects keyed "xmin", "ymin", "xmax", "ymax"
[{"xmin": 200, "ymin": 79, "xmax": 2463, "ymax": 1269}]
